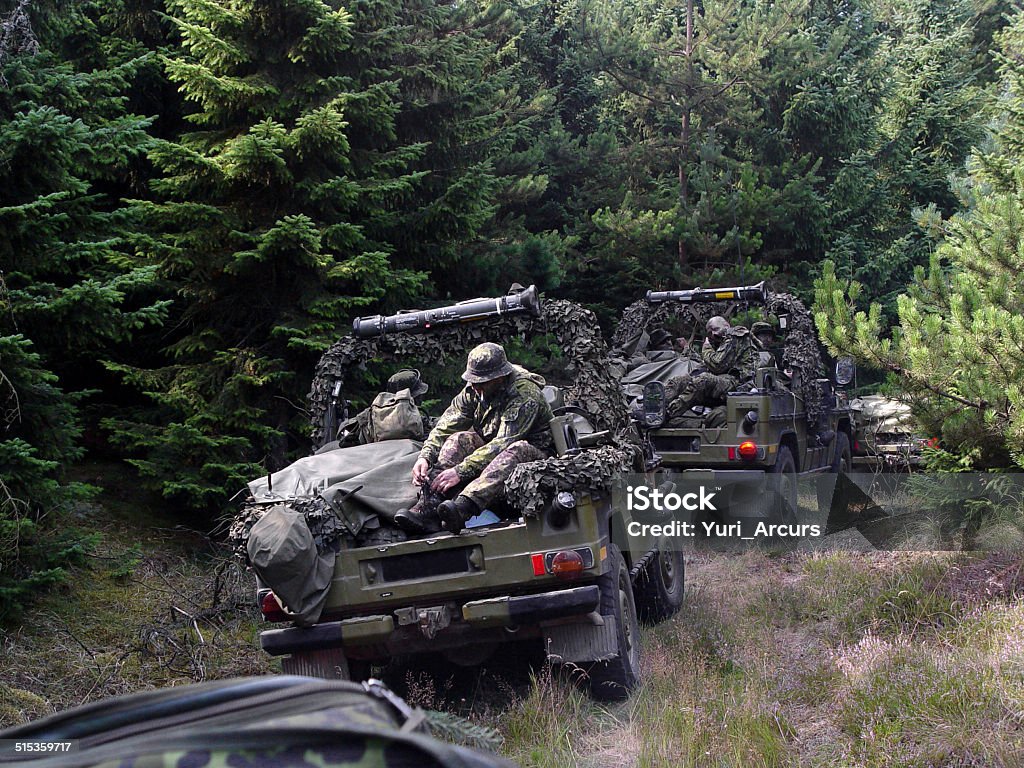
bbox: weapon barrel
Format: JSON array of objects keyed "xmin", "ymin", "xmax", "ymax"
[
  {"xmin": 352, "ymin": 284, "xmax": 541, "ymax": 339},
  {"xmin": 646, "ymin": 280, "xmax": 767, "ymax": 305}
]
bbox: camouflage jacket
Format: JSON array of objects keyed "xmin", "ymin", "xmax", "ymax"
[
  {"xmin": 420, "ymin": 369, "xmax": 554, "ymax": 479},
  {"xmin": 701, "ymin": 327, "xmax": 760, "ymax": 379}
]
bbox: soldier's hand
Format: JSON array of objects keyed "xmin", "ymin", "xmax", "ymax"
[
  {"xmin": 412, "ymin": 458, "xmax": 431, "ymax": 485},
  {"xmin": 431, "ymin": 468, "xmax": 462, "ymax": 493}
]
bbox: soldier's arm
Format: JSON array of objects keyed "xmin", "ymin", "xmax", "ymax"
[
  {"xmin": 702, "ymin": 337, "xmax": 737, "ymax": 374},
  {"xmin": 454, "ymin": 398, "xmax": 541, "ymax": 479},
  {"xmin": 418, "ymin": 389, "xmax": 475, "ymax": 464}
]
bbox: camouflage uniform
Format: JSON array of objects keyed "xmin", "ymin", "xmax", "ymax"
[
  {"xmin": 434, "ymin": 430, "xmax": 548, "ymax": 510},
  {"xmin": 420, "ymin": 369, "xmax": 553, "ymax": 510},
  {"xmin": 665, "ymin": 323, "xmax": 760, "ymax": 419}
]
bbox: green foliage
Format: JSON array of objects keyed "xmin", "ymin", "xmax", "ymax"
[
  {"xmin": 109, "ymin": 0, "xmax": 563, "ymax": 512},
  {"xmin": 0, "ymin": 336, "xmax": 99, "ymax": 624},
  {"xmin": 0, "ymin": 0, "xmax": 162, "ymax": 621}
]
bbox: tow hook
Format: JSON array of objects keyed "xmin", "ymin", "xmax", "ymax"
[{"xmin": 394, "ymin": 604, "xmax": 453, "ymax": 640}]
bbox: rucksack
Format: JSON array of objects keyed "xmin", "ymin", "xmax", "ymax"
[
  {"xmin": 363, "ymin": 388, "xmax": 424, "ymax": 443},
  {"xmin": 0, "ymin": 676, "xmax": 514, "ymax": 768}
]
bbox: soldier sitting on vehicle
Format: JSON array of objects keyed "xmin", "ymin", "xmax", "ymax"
[
  {"xmin": 664, "ymin": 315, "xmax": 761, "ymax": 420},
  {"xmin": 338, "ymin": 369, "xmax": 430, "ymax": 447},
  {"xmin": 750, "ymin": 321, "xmax": 778, "ymax": 367},
  {"xmin": 394, "ymin": 342, "xmax": 554, "ymax": 535}
]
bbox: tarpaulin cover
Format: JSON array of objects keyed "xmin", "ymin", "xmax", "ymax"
[
  {"xmin": 247, "ymin": 506, "xmax": 334, "ymax": 625},
  {"xmin": 248, "ymin": 440, "xmax": 422, "ymax": 536},
  {"xmin": 620, "ymin": 357, "xmax": 698, "ymax": 405}
]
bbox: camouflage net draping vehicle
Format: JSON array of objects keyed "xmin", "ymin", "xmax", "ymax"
[
  {"xmin": 849, "ymin": 394, "xmax": 927, "ymax": 470},
  {"xmin": 612, "ymin": 282, "xmax": 855, "ymax": 528},
  {"xmin": 229, "ymin": 286, "xmax": 685, "ymax": 702}
]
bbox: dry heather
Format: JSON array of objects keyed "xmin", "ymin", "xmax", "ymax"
[{"xmin": 0, "ymin": 465, "xmax": 271, "ymax": 727}]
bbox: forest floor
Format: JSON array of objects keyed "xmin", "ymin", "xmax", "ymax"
[{"xmin": 3, "ymin": 461, "xmax": 1024, "ymax": 766}]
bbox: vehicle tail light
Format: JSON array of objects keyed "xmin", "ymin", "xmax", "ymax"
[
  {"xmin": 738, "ymin": 441, "xmax": 758, "ymax": 460},
  {"xmin": 550, "ymin": 550, "xmax": 585, "ymax": 580},
  {"xmin": 260, "ymin": 591, "xmax": 290, "ymax": 622}
]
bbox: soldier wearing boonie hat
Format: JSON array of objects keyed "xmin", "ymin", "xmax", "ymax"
[{"xmin": 395, "ymin": 342, "xmax": 553, "ymax": 535}]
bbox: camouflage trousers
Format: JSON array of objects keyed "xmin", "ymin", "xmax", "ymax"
[
  {"xmin": 438, "ymin": 431, "xmax": 548, "ymax": 510},
  {"xmin": 665, "ymin": 372, "xmax": 738, "ymax": 418}
]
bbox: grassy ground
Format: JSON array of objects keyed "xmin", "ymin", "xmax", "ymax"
[
  {"xmin": 3, "ymin": 468, "xmax": 1023, "ymax": 766},
  {"xmin": 0, "ymin": 461, "xmax": 271, "ymax": 726},
  {"xmin": 496, "ymin": 551, "xmax": 1024, "ymax": 767}
]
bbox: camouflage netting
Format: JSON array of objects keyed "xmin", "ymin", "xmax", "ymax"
[
  {"xmin": 505, "ymin": 444, "xmax": 640, "ymax": 518},
  {"xmin": 611, "ymin": 290, "xmax": 827, "ymax": 425},
  {"xmin": 228, "ymin": 495, "xmax": 347, "ymax": 562},
  {"xmin": 309, "ymin": 298, "xmax": 632, "ymax": 446},
  {"xmin": 229, "ymin": 296, "xmax": 642, "ymax": 558},
  {"xmin": 766, "ymin": 292, "xmax": 827, "ymax": 426}
]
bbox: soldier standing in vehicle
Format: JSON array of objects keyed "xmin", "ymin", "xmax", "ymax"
[
  {"xmin": 394, "ymin": 342, "xmax": 554, "ymax": 535},
  {"xmin": 664, "ymin": 315, "xmax": 761, "ymax": 418}
]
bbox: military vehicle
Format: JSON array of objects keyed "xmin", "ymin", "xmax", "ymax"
[
  {"xmin": 612, "ymin": 282, "xmax": 855, "ymax": 529},
  {"xmin": 850, "ymin": 394, "xmax": 927, "ymax": 470},
  {"xmin": 230, "ymin": 286, "xmax": 684, "ymax": 702}
]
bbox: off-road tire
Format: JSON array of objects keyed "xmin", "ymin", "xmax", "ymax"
[
  {"xmin": 771, "ymin": 445, "xmax": 799, "ymax": 524},
  {"xmin": 634, "ymin": 546, "xmax": 685, "ymax": 624},
  {"xmin": 587, "ymin": 544, "xmax": 641, "ymax": 702},
  {"xmin": 818, "ymin": 430, "xmax": 853, "ymax": 525}
]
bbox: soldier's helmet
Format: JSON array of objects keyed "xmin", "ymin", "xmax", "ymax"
[
  {"xmin": 462, "ymin": 342, "xmax": 516, "ymax": 383},
  {"xmin": 387, "ymin": 368, "xmax": 429, "ymax": 396}
]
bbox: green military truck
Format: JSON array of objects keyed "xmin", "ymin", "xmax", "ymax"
[
  {"xmin": 613, "ymin": 282, "xmax": 855, "ymax": 530},
  {"xmin": 230, "ymin": 286, "xmax": 684, "ymax": 701}
]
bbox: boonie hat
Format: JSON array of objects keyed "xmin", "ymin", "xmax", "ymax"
[
  {"xmin": 462, "ymin": 342, "xmax": 515, "ymax": 384},
  {"xmin": 387, "ymin": 369, "xmax": 428, "ymax": 396}
]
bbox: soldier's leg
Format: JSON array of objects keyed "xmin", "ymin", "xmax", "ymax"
[
  {"xmin": 437, "ymin": 431, "xmax": 484, "ymax": 469},
  {"xmin": 461, "ymin": 441, "xmax": 548, "ymax": 511},
  {"xmin": 396, "ymin": 431, "xmax": 482, "ymax": 535},
  {"xmin": 439, "ymin": 441, "xmax": 547, "ymax": 533},
  {"xmin": 702, "ymin": 373, "xmax": 738, "ymax": 403}
]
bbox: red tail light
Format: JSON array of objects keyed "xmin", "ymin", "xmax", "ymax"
[
  {"xmin": 738, "ymin": 441, "xmax": 758, "ymax": 460},
  {"xmin": 260, "ymin": 591, "xmax": 290, "ymax": 622},
  {"xmin": 550, "ymin": 550, "xmax": 584, "ymax": 580}
]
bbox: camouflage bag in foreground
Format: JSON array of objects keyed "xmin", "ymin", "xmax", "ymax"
[{"xmin": 0, "ymin": 676, "xmax": 514, "ymax": 768}]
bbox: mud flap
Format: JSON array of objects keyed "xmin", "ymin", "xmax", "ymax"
[
  {"xmin": 281, "ymin": 647, "xmax": 350, "ymax": 679},
  {"xmin": 544, "ymin": 617, "xmax": 619, "ymax": 664}
]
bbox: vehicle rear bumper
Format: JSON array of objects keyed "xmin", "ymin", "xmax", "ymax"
[{"xmin": 259, "ymin": 584, "xmax": 600, "ymax": 657}]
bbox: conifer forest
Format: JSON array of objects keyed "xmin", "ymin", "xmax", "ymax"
[{"xmin": 2, "ymin": 0, "xmax": 1023, "ymax": 625}]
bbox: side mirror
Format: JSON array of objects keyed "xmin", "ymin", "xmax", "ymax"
[
  {"xmin": 642, "ymin": 381, "xmax": 666, "ymax": 429},
  {"xmin": 835, "ymin": 357, "xmax": 856, "ymax": 387}
]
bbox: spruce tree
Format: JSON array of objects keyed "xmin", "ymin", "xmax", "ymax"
[
  {"xmin": 0, "ymin": 0, "xmax": 162, "ymax": 620},
  {"xmin": 108, "ymin": 0, "xmax": 521, "ymax": 511}
]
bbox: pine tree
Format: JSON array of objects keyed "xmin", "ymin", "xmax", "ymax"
[{"xmin": 814, "ymin": 6, "xmax": 1024, "ymax": 469}]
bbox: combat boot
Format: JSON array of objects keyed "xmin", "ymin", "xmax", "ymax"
[
  {"xmin": 394, "ymin": 484, "xmax": 445, "ymax": 535},
  {"xmin": 437, "ymin": 495, "xmax": 479, "ymax": 535}
]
